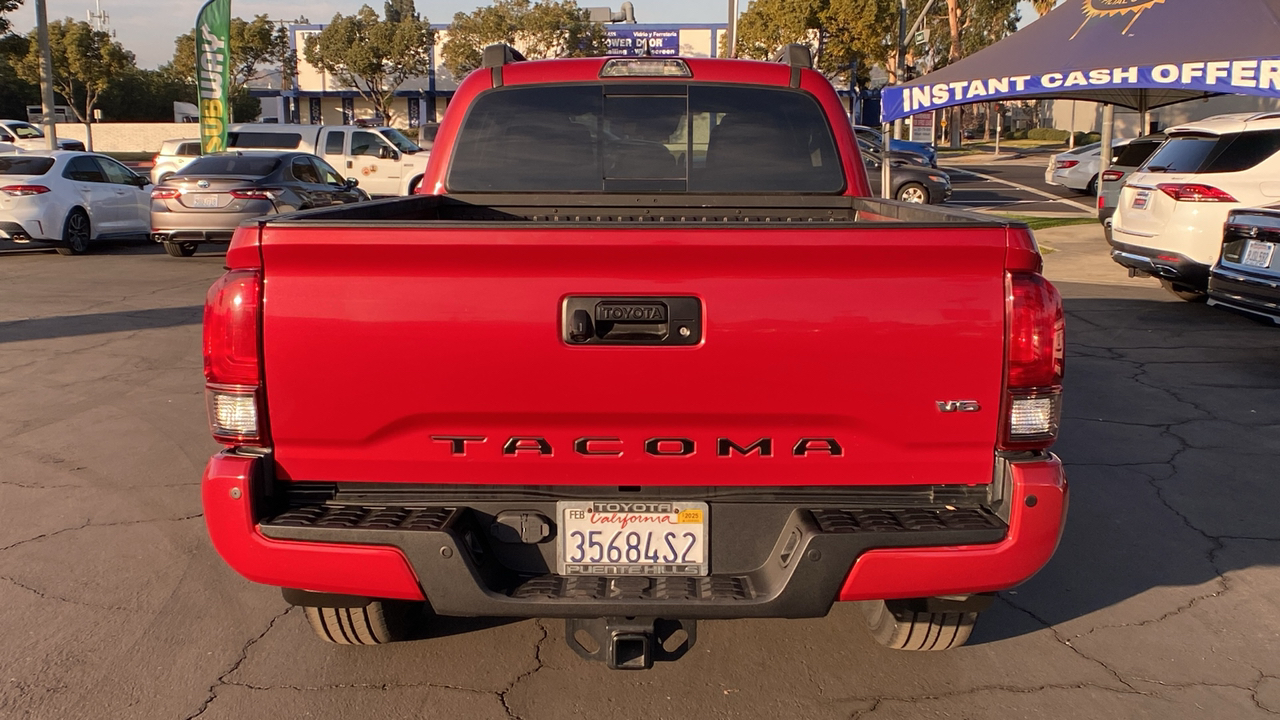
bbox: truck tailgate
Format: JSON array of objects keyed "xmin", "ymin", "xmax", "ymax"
[{"xmin": 259, "ymin": 224, "xmax": 1009, "ymax": 487}]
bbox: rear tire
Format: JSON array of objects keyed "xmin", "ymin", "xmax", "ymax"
[
  {"xmin": 55, "ymin": 208, "xmax": 91, "ymax": 256},
  {"xmin": 1085, "ymin": 174, "xmax": 1098, "ymax": 196},
  {"xmin": 1159, "ymin": 279, "xmax": 1208, "ymax": 303},
  {"xmin": 303, "ymin": 600, "xmax": 420, "ymax": 645},
  {"xmin": 859, "ymin": 599, "xmax": 978, "ymax": 651},
  {"xmin": 163, "ymin": 241, "xmax": 198, "ymax": 257}
]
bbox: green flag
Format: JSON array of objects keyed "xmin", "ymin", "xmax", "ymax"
[{"xmin": 195, "ymin": 0, "xmax": 231, "ymax": 154}]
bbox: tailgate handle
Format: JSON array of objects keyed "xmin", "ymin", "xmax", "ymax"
[{"xmin": 562, "ymin": 297, "xmax": 702, "ymax": 346}]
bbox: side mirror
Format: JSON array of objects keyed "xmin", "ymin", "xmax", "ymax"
[
  {"xmin": 344, "ymin": 177, "xmax": 359, "ymax": 189},
  {"xmin": 132, "ymin": 175, "xmax": 151, "ymax": 187},
  {"xmin": 378, "ymin": 146, "xmax": 399, "ymax": 161}
]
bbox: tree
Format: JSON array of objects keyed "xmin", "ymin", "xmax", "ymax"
[
  {"xmin": 0, "ymin": 0, "xmax": 21, "ymax": 36},
  {"xmin": 97, "ymin": 68, "xmax": 201, "ymax": 122},
  {"xmin": 0, "ymin": 34, "xmax": 36, "ymax": 120},
  {"xmin": 303, "ymin": 5, "xmax": 435, "ymax": 126},
  {"xmin": 15, "ymin": 19, "xmax": 135, "ymax": 123},
  {"xmin": 169, "ymin": 15, "xmax": 291, "ymax": 98},
  {"xmin": 732, "ymin": 0, "xmax": 896, "ymax": 85},
  {"xmin": 441, "ymin": 0, "xmax": 607, "ymax": 80}
]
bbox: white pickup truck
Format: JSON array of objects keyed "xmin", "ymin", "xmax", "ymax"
[{"xmin": 227, "ymin": 123, "xmax": 430, "ymax": 196}]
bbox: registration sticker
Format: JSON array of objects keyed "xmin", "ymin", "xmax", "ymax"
[
  {"xmin": 1242, "ymin": 240, "xmax": 1276, "ymax": 269},
  {"xmin": 1131, "ymin": 190, "xmax": 1150, "ymax": 210}
]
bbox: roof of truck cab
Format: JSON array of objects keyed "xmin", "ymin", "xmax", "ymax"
[{"xmin": 495, "ymin": 56, "xmax": 804, "ymax": 89}]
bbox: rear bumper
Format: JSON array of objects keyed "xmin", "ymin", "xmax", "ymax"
[
  {"xmin": 202, "ymin": 452, "xmax": 1067, "ymax": 617},
  {"xmin": 1108, "ymin": 238, "xmax": 1210, "ymax": 289},
  {"xmin": 0, "ymin": 220, "xmax": 62, "ymax": 249},
  {"xmin": 1208, "ymin": 266, "xmax": 1280, "ymax": 324}
]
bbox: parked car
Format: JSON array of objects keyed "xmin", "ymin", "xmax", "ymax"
[
  {"xmin": 150, "ymin": 150, "xmax": 367, "ymax": 257},
  {"xmin": 151, "ymin": 138, "xmax": 202, "ymax": 184},
  {"xmin": 1098, "ymin": 132, "xmax": 1166, "ymax": 240},
  {"xmin": 0, "ymin": 151, "xmax": 150, "ymax": 255},
  {"xmin": 226, "ymin": 123, "xmax": 430, "ymax": 196},
  {"xmin": 1111, "ymin": 112, "xmax": 1280, "ymax": 301},
  {"xmin": 859, "ymin": 139, "xmax": 952, "ymax": 203},
  {"xmin": 0, "ymin": 119, "xmax": 85, "ymax": 151},
  {"xmin": 0, "ymin": 141, "xmax": 20, "ymax": 154},
  {"xmin": 1044, "ymin": 139, "xmax": 1131, "ymax": 194},
  {"xmin": 199, "ymin": 48, "xmax": 1067, "ymax": 667},
  {"xmin": 1207, "ymin": 205, "xmax": 1280, "ymax": 323},
  {"xmin": 856, "ymin": 137, "xmax": 930, "ymax": 167},
  {"xmin": 854, "ymin": 124, "xmax": 937, "ymax": 167}
]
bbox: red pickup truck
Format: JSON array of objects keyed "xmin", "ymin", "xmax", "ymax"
[{"xmin": 200, "ymin": 46, "xmax": 1066, "ymax": 669}]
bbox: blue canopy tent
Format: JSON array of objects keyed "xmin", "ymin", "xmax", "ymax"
[{"xmin": 873, "ymin": 0, "xmax": 1280, "ymax": 196}]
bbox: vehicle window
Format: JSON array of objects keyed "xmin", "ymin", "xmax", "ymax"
[
  {"xmin": 227, "ymin": 131, "xmax": 302, "ymax": 149},
  {"xmin": 179, "ymin": 142, "xmax": 201, "ymax": 156},
  {"xmin": 379, "ymin": 128, "xmax": 421, "ymax": 153},
  {"xmin": 1143, "ymin": 135, "xmax": 1223, "ymax": 173},
  {"xmin": 1113, "ymin": 138, "xmax": 1163, "ymax": 168},
  {"xmin": 323, "ymin": 131, "xmax": 345, "ymax": 156},
  {"xmin": 351, "ymin": 131, "xmax": 386, "ymax": 157},
  {"xmin": 10, "ymin": 122, "xmax": 43, "ymax": 139},
  {"xmin": 1201, "ymin": 130, "xmax": 1280, "ymax": 173},
  {"xmin": 0, "ymin": 129, "xmax": 13, "ymax": 142},
  {"xmin": 181, "ymin": 156, "xmax": 281, "ymax": 176},
  {"xmin": 290, "ymin": 156, "xmax": 321, "ymax": 183},
  {"xmin": 0, "ymin": 156, "xmax": 55, "ymax": 175},
  {"xmin": 448, "ymin": 84, "xmax": 843, "ymax": 194},
  {"xmin": 96, "ymin": 158, "xmax": 138, "ymax": 185},
  {"xmin": 313, "ymin": 157, "xmax": 346, "ymax": 185},
  {"xmin": 64, "ymin": 156, "xmax": 106, "ymax": 182}
]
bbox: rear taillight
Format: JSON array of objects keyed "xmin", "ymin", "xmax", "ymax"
[
  {"xmin": 1055, "ymin": 160, "xmax": 1079, "ymax": 169},
  {"xmin": 203, "ymin": 269, "xmax": 265, "ymax": 445},
  {"xmin": 1101, "ymin": 170, "xmax": 1124, "ymax": 182},
  {"xmin": 151, "ymin": 187, "xmax": 180, "ymax": 199},
  {"xmin": 229, "ymin": 188, "xmax": 280, "ymax": 200},
  {"xmin": 1, "ymin": 185, "xmax": 50, "ymax": 196},
  {"xmin": 1097, "ymin": 194, "xmax": 1105, "ymax": 209},
  {"xmin": 1157, "ymin": 183, "xmax": 1237, "ymax": 202},
  {"xmin": 1000, "ymin": 272, "xmax": 1064, "ymax": 451}
]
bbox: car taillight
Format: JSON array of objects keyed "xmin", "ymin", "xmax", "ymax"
[
  {"xmin": 1097, "ymin": 194, "xmax": 1105, "ymax": 209},
  {"xmin": 1055, "ymin": 160, "xmax": 1079, "ymax": 169},
  {"xmin": 229, "ymin": 188, "xmax": 279, "ymax": 200},
  {"xmin": 1157, "ymin": 183, "xmax": 1237, "ymax": 202},
  {"xmin": 1, "ymin": 185, "xmax": 50, "ymax": 196},
  {"xmin": 151, "ymin": 187, "xmax": 180, "ymax": 199},
  {"xmin": 1101, "ymin": 170, "xmax": 1124, "ymax": 182},
  {"xmin": 1000, "ymin": 272, "xmax": 1064, "ymax": 452},
  {"xmin": 203, "ymin": 269, "xmax": 265, "ymax": 445}
]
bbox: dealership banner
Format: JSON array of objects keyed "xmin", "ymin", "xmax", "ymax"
[
  {"xmin": 883, "ymin": 58, "xmax": 1280, "ymax": 122},
  {"xmin": 606, "ymin": 28, "xmax": 681, "ymax": 57},
  {"xmin": 195, "ymin": 0, "xmax": 231, "ymax": 154}
]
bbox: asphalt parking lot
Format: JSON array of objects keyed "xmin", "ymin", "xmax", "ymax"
[
  {"xmin": 1, "ymin": 228, "xmax": 1278, "ymax": 719},
  {"xmin": 943, "ymin": 153, "xmax": 1097, "ymax": 215}
]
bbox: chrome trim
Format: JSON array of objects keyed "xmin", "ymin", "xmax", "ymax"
[
  {"xmin": 1206, "ymin": 297, "xmax": 1280, "ymax": 324},
  {"xmin": 1125, "ymin": 183, "xmax": 1159, "ymax": 190},
  {"xmin": 1112, "ymin": 251, "xmax": 1181, "ymax": 278},
  {"xmin": 1213, "ymin": 267, "xmax": 1280, "ymax": 289},
  {"xmin": 1112, "ymin": 226, "xmax": 1157, "ymax": 239}
]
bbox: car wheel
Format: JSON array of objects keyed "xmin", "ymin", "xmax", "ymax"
[
  {"xmin": 896, "ymin": 183, "xmax": 929, "ymax": 204},
  {"xmin": 163, "ymin": 241, "xmax": 198, "ymax": 257},
  {"xmin": 303, "ymin": 600, "xmax": 422, "ymax": 645},
  {"xmin": 55, "ymin": 208, "xmax": 91, "ymax": 256},
  {"xmin": 859, "ymin": 599, "xmax": 979, "ymax": 651},
  {"xmin": 408, "ymin": 175, "xmax": 423, "ymax": 195},
  {"xmin": 1159, "ymin": 279, "xmax": 1208, "ymax": 303},
  {"xmin": 1085, "ymin": 174, "xmax": 1098, "ymax": 196}
]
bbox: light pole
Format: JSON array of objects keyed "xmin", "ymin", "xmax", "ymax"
[
  {"xmin": 725, "ymin": 0, "xmax": 739, "ymax": 58},
  {"xmin": 35, "ymin": 0, "xmax": 59, "ymax": 150}
]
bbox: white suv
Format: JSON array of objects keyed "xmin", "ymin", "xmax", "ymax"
[
  {"xmin": 1110, "ymin": 112, "xmax": 1280, "ymax": 300},
  {"xmin": 150, "ymin": 138, "xmax": 202, "ymax": 184}
]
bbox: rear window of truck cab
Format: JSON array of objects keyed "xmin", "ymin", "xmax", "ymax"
[{"xmin": 447, "ymin": 84, "xmax": 845, "ymax": 193}]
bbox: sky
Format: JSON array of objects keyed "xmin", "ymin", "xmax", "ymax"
[{"xmin": 6, "ymin": 0, "xmax": 1049, "ymax": 70}]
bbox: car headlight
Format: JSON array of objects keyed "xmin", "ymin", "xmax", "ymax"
[{"xmin": 928, "ymin": 174, "xmax": 948, "ymax": 184}]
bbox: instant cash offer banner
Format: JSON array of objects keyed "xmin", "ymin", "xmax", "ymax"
[{"xmin": 195, "ymin": 0, "xmax": 231, "ymax": 154}]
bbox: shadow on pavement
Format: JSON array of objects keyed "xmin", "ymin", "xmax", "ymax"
[
  {"xmin": 972, "ymin": 285, "xmax": 1280, "ymax": 644},
  {"xmin": 0, "ymin": 305, "xmax": 204, "ymax": 343}
]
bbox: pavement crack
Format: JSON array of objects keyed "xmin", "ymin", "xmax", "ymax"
[
  {"xmin": 183, "ymin": 607, "xmax": 292, "ymax": 720},
  {"xmin": 0, "ymin": 514, "xmax": 204, "ymax": 552},
  {"xmin": 498, "ymin": 620, "xmax": 549, "ymax": 720},
  {"xmin": 998, "ymin": 595, "xmax": 1142, "ymax": 694},
  {"xmin": 0, "ymin": 575, "xmax": 138, "ymax": 612}
]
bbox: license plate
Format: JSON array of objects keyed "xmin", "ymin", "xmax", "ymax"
[
  {"xmin": 557, "ymin": 500, "xmax": 708, "ymax": 576},
  {"xmin": 1131, "ymin": 191, "xmax": 1150, "ymax": 210},
  {"xmin": 1243, "ymin": 240, "xmax": 1277, "ymax": 268},
  {"xmin": 189, "ymin": 194, "xmax": 220, "ymax": 208}
]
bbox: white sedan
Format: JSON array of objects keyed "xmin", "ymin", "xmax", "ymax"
[
  {"xmin": 1044, "ymin": 140, "xmax": 1131, "ymax": 194},
  {"xmin": 0, "ymin": 151, "xmax": 152, "ymax": 255}
]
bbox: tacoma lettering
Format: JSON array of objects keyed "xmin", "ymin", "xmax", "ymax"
[{"xmin": 431, "ymin": 436, "xmax": 842, "ymax": 457}]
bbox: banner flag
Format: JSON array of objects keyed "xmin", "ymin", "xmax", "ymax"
[{"xmin": 195, "ymin": 0, "xmax": 231, "ymax": 154}]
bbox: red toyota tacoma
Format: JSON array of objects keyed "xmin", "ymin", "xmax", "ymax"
[{"xmin": 201, "ymin": 46, "xmax": 1066, "ymax": 669}]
